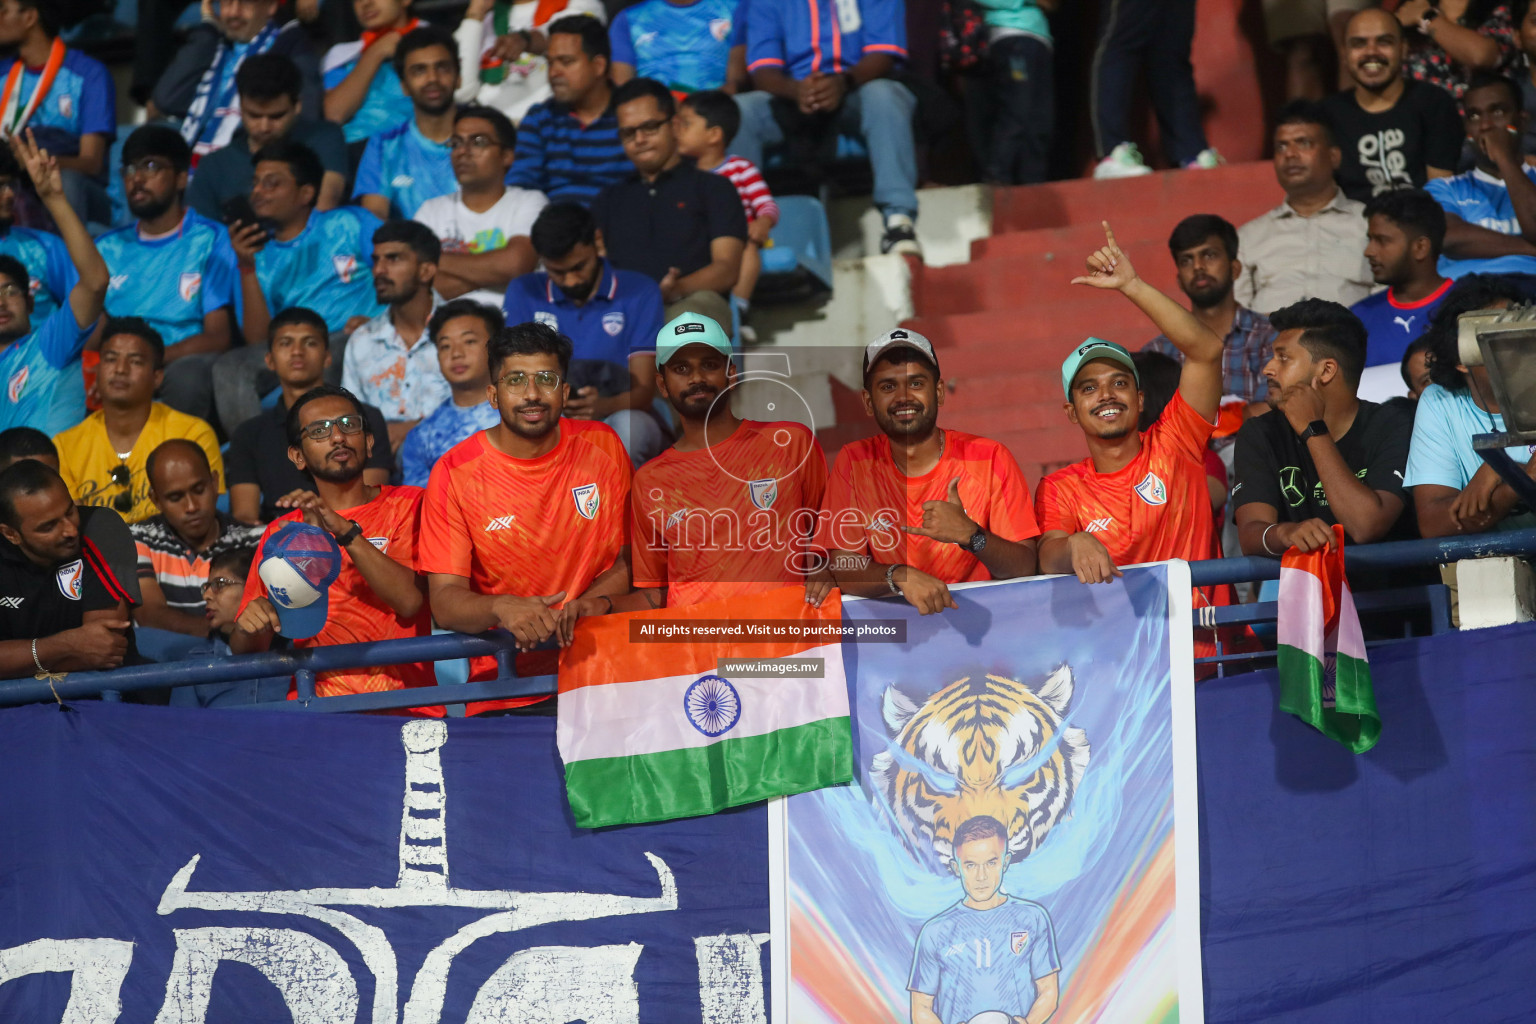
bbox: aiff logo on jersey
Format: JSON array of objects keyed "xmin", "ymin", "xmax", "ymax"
[
  {"xmin": 179, "ymin": 273, "xmax": 202, "ymax": 303},
  {"xmin": 7, "ymin": 365, "xmax": 28, "ymax": 404},
  {"xmin": 56, "ymin": 559, "xmax": 83, "ymax": 601},
  {"xmin": 333, "ymin": 255, "xmax": 357, "ymax": 284},
  {"xmin": 748, "ymin": 478, "xmax": 777, "ymax": 510},
  {"xmin": 1133, "ymin": 472, "xmax": 1167, "ymax": 506},
  {"xmin": 572, "ymin": 483, "xmax": 601, "ymax": 520},
  {"xmin": 710, "ymin": 17, "xmax": 732, "ymax": 40},
  {"xmin": 1010, "ymin": 931, "xmax": 1029, "ymax": 955}
]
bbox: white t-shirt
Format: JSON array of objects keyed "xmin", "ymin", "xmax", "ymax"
[
  {"xmin": 415, "ymin": 187, "xmax": 550, "ymax": 308},
  {"xmin": 452, "ymin": 0, "xmax": 609, "ymax": 124}
]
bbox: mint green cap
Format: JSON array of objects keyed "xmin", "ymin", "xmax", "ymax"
[
  {"xmin": 1061, "ymin": 337, "xmax": 1138, "ymax": 399},
  {"xmin": 657, "ymin": 312, "xmax": 733, "ymax": 366}
]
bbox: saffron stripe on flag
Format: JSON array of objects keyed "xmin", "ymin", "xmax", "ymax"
[
  {"xmin": 564, "ymin": 717, "xmax": 854, "ymax": 828},
  {"xmin": 557, "ymin": 646, "xmax": 847, "ymax": 763}
]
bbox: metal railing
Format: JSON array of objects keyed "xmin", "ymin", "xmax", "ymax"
[{"xmin": 4, "ymin": 529, "xmax": 1534, "ymax": 711}]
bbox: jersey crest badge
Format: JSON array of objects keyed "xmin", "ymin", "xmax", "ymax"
[
  {"xmin": 602, "ymin": 311, "xmax": 625, "ymax": 336},
  {"xmin": 534, "ymin": 311, "xmax": 559, "ymax": 330},
  {"xmin": 333, "ymin": 254, "xmax": 358, "ymax": 283},
  {"xmin": 710, "ymin": 17, "xmax": 732, "ymax": 40},
  {"xmin": 1133, "ymin": 471, "xmax": 1167, "ymax": 506},
  {"xmin": 179, "ymin": 272, "xmax": 202, "ymax": 302},
  {"xmin": 59, "ymin": 95, "xmax": 73, "ymax": 119},
  {"xmin": 7, "ymin": 365, "xmax": 28, "ymax": 404},
  {"xmin": 368, "ymin": 536, "xmax": 389, "ymax": 552},
  {"xmin": 747, "ymin": 477, "xmax": 778, "ymax": 510},
  {"xmin": 1010, "ymin": 931, "xmax": 1030, "ymax": 955},
  {"xmin": 56, "ymin": 559, "xmax": 83, "ymax": 601},
  {"xmin": 572, "ymin": 483, "xmax": 601, "ymax": 520}
]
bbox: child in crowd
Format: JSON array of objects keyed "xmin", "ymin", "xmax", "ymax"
[
  {"xmin": 170, "ymin": 545, "xmax": 287, "ymax": 707},
  {"xmin": 673, "ymin": 90, "xmax": 778, "ymax": 335}
]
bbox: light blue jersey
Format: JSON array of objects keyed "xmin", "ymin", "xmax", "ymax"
[
  {"xmin": 353, "ymin": 120, "xmax": 456, "ymax": 219},
  {"xmin": 0, "ymin": 49, "xmax": 116, "ymax": 159},
  {"xmin": 1405, "ymin": 383, "xmax": 1536, "ymax": 530},
  {"xmin": 909, "ymin": 896, "xmax": 1061, "ymax": 1024},
  {"xmin": 323, "ymin": 40, "xmax": 413, "ymax": 144},
  {"xmin": 237, "ymin": 206, "xmax": 384, "ymax": 332},
  {"xmin": 399, "ymin": 398, "xmax": 499, "ymax": 486},
  {"xmin": 0, "ymin": 226, "xmax": 77, "ymax": 324},
  {"xmin": 1425, "ymin": 167, "xmax": 1536, "ymax": 278},
  {"xmin": 609, "ymin": 0, "xmax": 746, "ymax": 93},
  {"xmin": 96, "ymin": 210, "xmax": 237, "ymax": 347},
  {"xmin": 0, "ymin": 305, "xmax": 93, "ymax": 435}
]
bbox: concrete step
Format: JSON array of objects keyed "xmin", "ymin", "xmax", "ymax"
[
  {"xmin": 911, "ymin": 242, "xmax": 1183, "ymax": 318},
  {"xmin": 905, "ymin": 306, "xmax": 1156, "ymax": 363},
  {"xmin": 970, "ymin": 214, "xmax": 1189, "ymax": 262},
  {"xmin": 990, "ymin": 162, "xmax": 1278, "ymax": 234}
]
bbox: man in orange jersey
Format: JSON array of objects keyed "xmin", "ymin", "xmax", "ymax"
[
  {"xmin": 817, "ymin": 328, "xmax": 1040, "ymax": 615},
  {"xmin": 233, "ymin": 384, "xmax": 437, "ymax": 709},
  {"xmin": 1036, "ymin": 223, "xmax": 1225, "ymax": 584},
  {"xmin": 623, "ymin": 313, "xmax": 828, "ymax": 609},
  {"xmin": 419, "ymin": 321, "xmax": 631, "ymax": 704}
]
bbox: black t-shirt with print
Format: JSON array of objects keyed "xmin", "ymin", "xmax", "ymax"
[
  {"xmin": 1323, "ymin": 80, "xmax": 1464, "ymax": 203},
  {"xmin": 1232, "ymin": 400, "xmax": 1417, "ymax": 542},
  {"xmin": 0, "ymin": 505, "xmax": 141, "ymax": 652}
]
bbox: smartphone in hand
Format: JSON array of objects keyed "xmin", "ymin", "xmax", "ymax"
[{"xmin": 220, "ymin": 195, "xmax": 270, "ymax": 242}]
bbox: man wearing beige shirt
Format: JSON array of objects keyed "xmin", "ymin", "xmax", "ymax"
[{"xmin": 1235, "ymin": 101, "xmax": 1377, "ymax": 316}]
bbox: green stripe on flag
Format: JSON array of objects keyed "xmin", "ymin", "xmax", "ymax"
[
  {"xmin": 564, "ymin": 717, "xmax": 853, "ymax": 828},
  {"xmin": 1277, "ymin": 646, "xmax": 1380, "ymax": 754}
]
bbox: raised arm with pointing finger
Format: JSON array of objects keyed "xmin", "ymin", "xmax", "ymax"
[{"xmin": 15, "ymin": 130, "xmax": 109, "ymax": 331}]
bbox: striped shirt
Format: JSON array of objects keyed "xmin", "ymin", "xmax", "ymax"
[
  {"xmin": 710, "ymin": 155, "xmax": 780, "ymax": 224},
  {"xmin": 505, "ymin": 98, "xmax": 631, "ymax": 205},
  {"xmin": 1142, "ymin": 306, "xmax": 1276, "ymax": 404},
  {"xmin": 132, "ymin": 513, "xmax": 265, "ymax": 612}
]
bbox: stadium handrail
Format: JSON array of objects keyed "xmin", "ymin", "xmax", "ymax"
[{"xmin": 2, "ymin": 528, "xmax": 1534, "ymax": 710}]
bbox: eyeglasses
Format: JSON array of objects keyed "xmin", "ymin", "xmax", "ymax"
[
  {"xmin": 449, "ymin": 133, "xmax": 500, "ymax": 151},
  {"xmin": 617, "ymin": 118, "xmax": 669, "ymax": 142},
  {"xmin": 110, "ymin": 464, "xmax": 133, "ymax": 513},
  {"xmin": 298, "ymin": 414, "xmax": 367, "ymax": 441},
  {"xmin": 201, "ymin": 576, "xmax": 242, "ymax": 596},
  {"xmin": 497, "ymin": 369, "xmax": 563, "ymax": 392},
  {"xmin": 0, "ymin": 179, "xmax": 14, "ymax": 193},
  {"xmin": 0, "ymin": 283, "xmax": 25, "ymax": 300},
  {"xmin": 122, "ymin": 158, "xmax": 175, "ymax": 179}
]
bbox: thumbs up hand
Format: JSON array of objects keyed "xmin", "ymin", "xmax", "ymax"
[{"xmin": 903, "ymin": 477, "xmax": 979, "ymax": 545}]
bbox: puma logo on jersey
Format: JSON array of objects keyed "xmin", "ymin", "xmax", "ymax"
[
  {"xmin": 484, "ymin": 515, "xmax": 516, "ymax": 531},
  {"xmin": 1085, "ymin": 516, "xmax": 1114, "ymax": 533},
  {"xmin": 1393, "ymin": 315, "xmax": 1415, "ymax": 331},
  {"xmin": 0, "ymin": 596, "xmax": 22, "ymax": 609}
]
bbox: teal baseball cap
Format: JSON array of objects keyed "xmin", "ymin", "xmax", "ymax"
[
  {"xmin": 1061, "ymin": 337, "xmax": 1138, "ymax": 399},
  {"xmin": 656, "ymin": 312, "xmax": 733, "ymax": 366}
]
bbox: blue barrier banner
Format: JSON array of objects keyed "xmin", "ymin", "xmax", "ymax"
[
  {"xmin": 0, "ymin": 705, "xmax": 770, "ymax": 1023},
  {"xmin": 1198, "ymin": 619, "xmax": 1536, "ymax": 1023},
  {"xmin": 777, "ymin": 566, "xmax": 1206, "ymax": 1024}
]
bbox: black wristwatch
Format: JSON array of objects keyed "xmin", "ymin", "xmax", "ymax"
[
  {"xmin": 335, "ymin": 519, "xmax": 363, "ymax": 548},
  {"xmin": 964, "ymin": 527, "xmax": 987, "ymax": 554},
  {"xmin": 1299, "ymin": 419, "xmax": 1329, "ymax": 442}
]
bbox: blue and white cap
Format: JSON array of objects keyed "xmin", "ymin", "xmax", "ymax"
[{"xmin": 257, "ymin": 522, "xmax": 342, "ymax": 639}]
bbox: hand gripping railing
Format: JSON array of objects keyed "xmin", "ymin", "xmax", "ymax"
[{"xmin": 3, "ymin": 529, "xmax": 1534, "ymax": 710}]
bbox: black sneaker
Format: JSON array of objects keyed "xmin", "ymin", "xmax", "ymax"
[{"xmin": 881, "ymin": 215, "xmax": 922, "ymax": 257}]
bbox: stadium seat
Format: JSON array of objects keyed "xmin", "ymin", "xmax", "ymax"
[{"xmin": 755, "ymin": 195, "xmax": 832, "ymax": 303}]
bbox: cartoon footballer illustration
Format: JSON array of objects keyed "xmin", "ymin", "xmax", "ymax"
[{"xmin": 908, "ymin": 814, "xmax": 1062, "ymax": 1024}]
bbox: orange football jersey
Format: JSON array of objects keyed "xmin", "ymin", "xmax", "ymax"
[
  {"xmin": 1035, "ymin": 390, "xmax": 1217, "ymax": 566},
  {"xmin": 417, "ymin": 419, "xmax": 631, "ymax": 695},
  {"xmin": 632, "ymin": 420, "xmax": 828, "ymax": 607},
  {"xmin": 815, "ymin": 429, "xmax": 1040, "ymax": 584},
  {"xmin": 238, "ymin": 485, "xmax": 438, "ymax": 711}
]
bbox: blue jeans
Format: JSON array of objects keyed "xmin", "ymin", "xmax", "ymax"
[
  {"xmin": 732, "ymin": 79, "xmax": 919, "ymax": 219},
  {"xmin": 606, "ymin": 408, "xmax": 670, "ymax": 469},
  {"xmin": 1090, "ymin": 0, "xmax": 1209, "ymax": 164}
]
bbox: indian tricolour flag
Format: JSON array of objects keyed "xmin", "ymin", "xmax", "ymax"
[
  {"xmin": 557, "ymin": 587, "xmax": 853, "ymax": 828},
  {"xmin": 1276, "ymin": 523, "xmax": 1380, "ymax": 753}
]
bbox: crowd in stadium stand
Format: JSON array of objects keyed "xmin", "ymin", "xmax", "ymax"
[{"xmin": 0, "ymin": 0, "xmax": 1532, "ymax": 709}]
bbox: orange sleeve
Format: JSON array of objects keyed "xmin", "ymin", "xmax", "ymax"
[
  {"xmin": 235, "ymin": 520, "xmax": 281, "ymax": 619},
  {"xmin": 416, "ymin": 458, "xmax": 473, "ymax": 577},
  {"xmin": 814, "ymin": 449, "xmax": 870, "ymax": 556},
  {"xmin": 387, "ymin": 488, "xmax": 426, "ymax": 570},
  {"xmin": 1158, "ymin": 391, "xmax": 1218, "ymax": 463},
  {"xmin": 1034, "ymin": 473, "xmax": 1079, "ymax": 536},
  {"xmin": 984, "ymin": 445, "xmax": 1041, "ymax": 541},
  {"xmin": 629, "ymin": 468, "xmax": 667, "ymax": 589}
]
